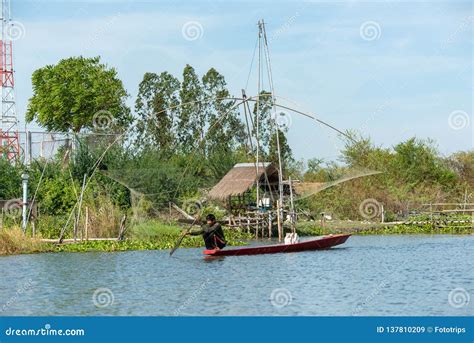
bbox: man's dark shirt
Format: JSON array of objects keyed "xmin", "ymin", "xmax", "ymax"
[{"xmin": 189, "ymin": 222, "xmax": 226, "ymax": 250}]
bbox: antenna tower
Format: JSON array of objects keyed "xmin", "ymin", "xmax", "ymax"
[{"xmin": 0, "ymin": 0, "xmax": 20, "ymax": 162}]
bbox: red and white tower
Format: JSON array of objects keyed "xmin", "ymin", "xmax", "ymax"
[{"xmin": 0, "ymin": 0, "xmax": 19, "ymax": 162}]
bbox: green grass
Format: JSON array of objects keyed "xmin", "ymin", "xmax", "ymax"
[
  {"xmin": 53, "ymin": 220, "xmax": 253, "ymax": 254},
  {"xmin": 356, "ymin": 224, "xmax": 472, "ymax": 235},
  {"xmin": 0, "ymin": 227, "xmax": 51, "ymax": 255},
  {"xmin": 295, "ymin": 221, "xmax": 473, "ymax": 236},
  {"xmin": 2, "ymin": 219, "xmax": 471, "ymax": 257},
  {"xmin": 0, "ymin": 219, "xmax": 253, "ymax": 256},
  {"xmin": 130, "ymin": 220, "xmax": 183, "ymax": 239}
]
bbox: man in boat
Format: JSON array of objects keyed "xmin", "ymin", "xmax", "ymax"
[{"xmin": 186, "ymin": 214, "xmax": 227, "ymax": 250}]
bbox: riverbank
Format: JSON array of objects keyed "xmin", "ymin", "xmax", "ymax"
[
  {"xmin": 1, "ymin": 220, "xmax": 472, "ymax": 256},
  {"xmin": 0, "ymin": 222, "xmax": 252, "ymax": 256},
  {"xmin": 296, "ymin": 220, "xmax": 473, "ymax": 235}
]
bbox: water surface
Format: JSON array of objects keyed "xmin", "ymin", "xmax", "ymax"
[{"xmin": 0, "ymin": 235, "xmax": 472, "ymax": 316}]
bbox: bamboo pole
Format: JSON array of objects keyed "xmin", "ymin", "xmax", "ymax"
[
  {"xmin": 255, "ymin": 212, "xmax": 258, "ymax": 239},
  {"xmin": 58, "ymin": 202, "xmax": 77, "ymax": 243},
  {"xmin": 170, "ymin": 202, "xmax": 194, "ymax": 220},
  {"xmin": 74, "ymin": 174, "xmax": 87, "ymax": 242},
  {"xmin": 117, "ymin": 214, "xmax": 127, "ymax": 241},
  {"xmin": 277, "ymin": 200, "xmax": 282, "ymax": 242},
  {"xmin": 289, "ymin": 177, "xmax": 296, "ymax": 234},
  {"xmin": 85, "ymin": 207, "xmax": 89, "ymax": 241},
  {"xmin": 256, "ymin": 209, "xmax": 260, "ymax": 238},
  {"xmin": 73, "ymin": 207, "xmax": 78, "ymax": 241},
  {"xmin": 268, "ymin": 212, "xmax": 272, "ymax": 238}
]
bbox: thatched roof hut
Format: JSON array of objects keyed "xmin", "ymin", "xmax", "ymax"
[{"xmin": 208, "ymin": 162, "xmax": 279, "ymax": 201}]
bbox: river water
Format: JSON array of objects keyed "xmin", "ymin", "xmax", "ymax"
[{"xmin": 0, "ymin": 235, "xmax": 472, "ymax": 316}]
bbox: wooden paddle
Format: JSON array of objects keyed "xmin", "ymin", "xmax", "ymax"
[{"xmin": 169, "ymin": 217, "xmax": 199, "ymax": 257}]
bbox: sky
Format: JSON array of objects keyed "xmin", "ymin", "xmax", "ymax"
[{"xmin": 9, "ymin": 0, "xmax": 474, "ymax": 162}]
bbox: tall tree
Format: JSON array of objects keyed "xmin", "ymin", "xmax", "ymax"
[
  {"xmin": 250, "ymin": 91, "xmax": 293, "ymax": 173},
  {"xmin": 268, "ymin": 129, "xmax": 293, "ymax": 176},
  {"xmin": 252, "ymin": 91, "xmax": 274, "ymax": 152},
  {"xmin": 26, "ymin": 56, "xmax": 131, "ymax": 133},
  {"xmin": 447, "ymin": 151, "xmax": 474, "ymax": 187},
  {"xmin": 135, "ymin": 72, "xmax": 180, "ymax": 152},
  {"xmin": 393, "ymin": 138, "xmax": 455, "ymax": 187},
  {"xmin": 202, "ymin": 68, "xmax": 246, "ymax": 157},
  {"xmin": 177, "ymin": 65, "xmax": 205, "ymax": 153}
]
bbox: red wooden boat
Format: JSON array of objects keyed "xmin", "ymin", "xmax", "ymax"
[{"xmin": 203, "ymin": 234, "xmax": 350, "ymax": 256}]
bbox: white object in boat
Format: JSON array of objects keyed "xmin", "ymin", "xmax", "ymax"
[{"xmin": 284, "ymin": 232, "xmax": 299, "ymax": 244}]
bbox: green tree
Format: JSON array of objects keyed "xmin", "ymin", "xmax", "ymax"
[
  {"xmin": 26, "ymin": 56, "xmax": 131, "ymax": 133},
  {"xmin": 202, "ymin": 68, "xmax": 246, "ymax": 158},
  {"xmin": 268, "ymin": 129, "xmax": 293, "ymax": 176},
  {"xmin": 0, "ymin": 159, "xmax": 21, "ymax": 199},
  {"xmin": 26, "ymin": 159, "xmax": 77, "ymax": 216},
  {"xmin": 135, "ymin": 72, "xmax": 180, "ymax": 152},
  {"xmin": 393, "ymin": 138, "xmax": 455, "ymax": 187},
  {"xmin": 447, "ymin": 151, "xmax": 474, "ymax": 187},
  {"xmin": 304, "ymin": 158, "xmax": 341, "ymax": 182},
  {"xmin": 177, "ymin": 65, "xmax": 205, "ymax": 153},
  {"xmin": 252, "ymin": 91, "xmax": 274, "ymax": 150}
]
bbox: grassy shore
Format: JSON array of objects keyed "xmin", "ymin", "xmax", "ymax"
[
  {"xmin": 1, "ymin": 219, "xmax": 472, "ymax": 256},
  {"xmin": 0, "ymin": 228, "xmax": 49, "ymax": 255},
  {"xmin": 296, "ymin": 220, "xmax": 473, "ymax": 235},
  {"xmin": 0, "ymin": 221, "xmax": 252, "ymax": 256}
]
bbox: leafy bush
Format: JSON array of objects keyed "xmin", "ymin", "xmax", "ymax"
[{"xmin": 0, "ymin": 159, "xmax": 21, "ymax": 199}]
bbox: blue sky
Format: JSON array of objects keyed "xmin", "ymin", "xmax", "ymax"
[{"xmin": 11, "ymin": 0, "xmax": 473, "ymax": 161}]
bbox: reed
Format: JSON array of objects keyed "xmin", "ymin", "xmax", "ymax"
[{"xmin": 0, "ymin": 227, "xmax": 48, "ymax": 255}]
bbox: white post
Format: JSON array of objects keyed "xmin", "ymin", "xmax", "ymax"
[
  {"xmin": 26, "ymin": 131, "xmax": 32, "ymax": 166},
  {"xmin": 21, "ymin": 173, "xmax": 29, "ymax": 232},
  {"xmin": 289, "ymin": 177, "xmax": 296, "ymax": 233}
]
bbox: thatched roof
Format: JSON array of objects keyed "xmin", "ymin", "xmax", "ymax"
[{"xmin": 208, "ymin": 162, "xmax": 278, "ymax": 200}]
